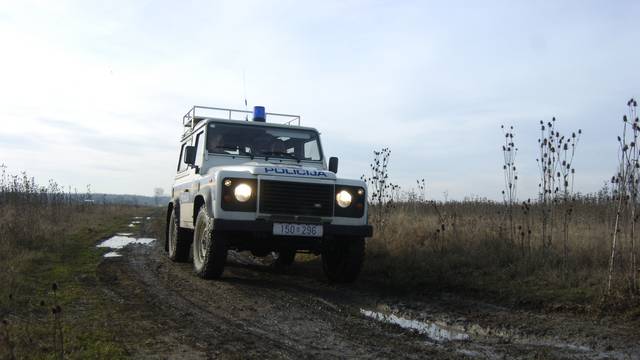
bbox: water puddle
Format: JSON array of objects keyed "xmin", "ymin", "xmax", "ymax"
[
  {"xmin": 362, "ymin": 307, "xmax": 609, "ymax": 358},
  {"xmin": 126, "ymin": 216, "xmax": 151, "ymax": 227},
  {"xmin": 97, "ymin": 235, "xmax": 155, "ymax": 258},
  {"xmin": 360, "ymin": 309, "xmax": 470, "ymax": 342}
]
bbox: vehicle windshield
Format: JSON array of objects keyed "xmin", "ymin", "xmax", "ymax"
[{"xmin": 206, "ymin": 123, "xmax": 322, "ymax": 161}]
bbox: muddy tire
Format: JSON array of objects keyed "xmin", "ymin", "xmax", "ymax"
[
  {"xmin": 321, "ymin": 237, "xmax": 365, "ymax": 283},
  {"xmin": 193, "ymin": 207, "xmax": 228, "ymax": 279},
  {"xmin": 167, "ymin": 208, "xmax": 191, "ymax": 262},
  {"xmin": 273, "ymin": 249, "xmax": 296, "ymax": 268}
]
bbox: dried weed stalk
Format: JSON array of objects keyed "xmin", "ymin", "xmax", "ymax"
[{"xmin": 608, "ymin": 98, "xmax": 640, "ymax": 295}]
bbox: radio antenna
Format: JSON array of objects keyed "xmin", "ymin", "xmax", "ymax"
[{"xmin": 242, "ymin": 69, "xmax": 249, "ymax": 121}]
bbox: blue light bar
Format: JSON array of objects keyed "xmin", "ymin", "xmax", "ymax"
[{"xmin": 253, "ymin": 106, "xmax": 266, "ymax": 122}]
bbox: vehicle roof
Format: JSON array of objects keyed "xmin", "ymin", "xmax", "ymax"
[{"xmin": 181, "ymin": 118, "xmax": 320, "ymax": 141}]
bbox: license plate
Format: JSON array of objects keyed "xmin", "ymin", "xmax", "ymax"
[{"xmin": 273, "ymin": 223, "xmax": 323, "ymax": 237}]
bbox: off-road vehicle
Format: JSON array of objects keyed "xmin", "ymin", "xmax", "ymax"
[{"xmin": 166, "ymin": 106, "xmax": 373, "ymax": 282}]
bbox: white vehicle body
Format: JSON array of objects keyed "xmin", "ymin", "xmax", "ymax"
[{"xmin": 166, "ymin": 106, "xmax": 372, "ymax": 278}]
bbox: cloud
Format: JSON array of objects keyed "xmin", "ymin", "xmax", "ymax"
[{"xmin": 0, "ymin": 1, "xmax": 638, "ymax": 199}]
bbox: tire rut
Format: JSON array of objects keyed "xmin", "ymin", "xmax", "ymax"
[
  {"xmin": 111, "ymin": 242, "xmax": 438, "ymax": 359},
  {"xmin": 97, "ymin": 235, "xmax": 640, "ymax": 359}
]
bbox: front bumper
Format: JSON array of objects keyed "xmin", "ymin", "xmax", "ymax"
[{"xmin": 213, "ymin": 219, "xmax": 373, "ymax": 238}]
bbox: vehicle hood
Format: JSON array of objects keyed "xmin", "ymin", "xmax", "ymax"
[{"xmin": 212, "ymin": 162, "xmax": 336, "ymax": 180}]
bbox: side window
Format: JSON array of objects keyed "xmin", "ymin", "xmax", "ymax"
[
  {"xmin": 177, "ymin": 143, "xmax": 187, "ymax": 172},
  {"xmin": 177, "ymin": 138, "xmax": 191, "ymax": 172},
  {"xmin": 194, "ymin": 132, "xmax": 204, "ymax": 167}
]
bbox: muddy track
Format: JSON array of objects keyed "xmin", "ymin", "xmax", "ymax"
[{"xmin": 97, "ymin": 235, "xmax": 640, "ymax": 359}]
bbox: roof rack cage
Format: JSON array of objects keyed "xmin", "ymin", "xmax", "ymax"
[{"xmin": 182, "ymin": 106, "xmax": 301, "ymax": 130}]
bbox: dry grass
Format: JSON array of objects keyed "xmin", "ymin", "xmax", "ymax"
[
  {"xmin": 0, "ymin": 167, "xmax": 155, "ymax": 359},
  {"xmin": 363, "ymin": 198, "xmax": 639, "ymax": 313},
  {"xmin": 362, "ymin": 105, "xmax": 639, "ymax": 314},
  {"xmin": 0, "ymin": 170, "xmax": 136, "ymax": 300}
]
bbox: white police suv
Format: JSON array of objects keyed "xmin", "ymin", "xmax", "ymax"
[{"xmin": 166, "ymin": 106, "xmax": 373, "ymax": 282}]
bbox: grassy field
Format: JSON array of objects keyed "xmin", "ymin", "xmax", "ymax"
[
  {"xmin": 0, "ymin": 192, "xmax": 160, "ymax": 359},
  {"xmin": 360, "ymin": 111, "xmax": 639, "ymax": 317},
  {"xmin": 363, "ymin": 199, "xmax": 640, "ymax": 317},
  {"xmin": 2, "ymin": 168, "xmax": 639, "ymax": 357}
]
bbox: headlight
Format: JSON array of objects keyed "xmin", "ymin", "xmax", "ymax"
[
  {"xmin": 336, "ymin": 190, "xmax": 352, "ymax": 208},
  {"xmin": 234, "ymin": 183, "xmax": 252, "ymax": 202}
]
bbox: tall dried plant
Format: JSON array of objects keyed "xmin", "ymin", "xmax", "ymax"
[
  {"xmin": 361, "ymin": 148, "xmax": 399, "ymax": 232},
  {"xmin": 537, "ymin": 119, "xmax": 558, "ymax": 250},
  {"xmin": 558, "ymin": 128, "xmax": 581, "ymax": 271},
  {"xmin": 501, "ymin": 125, "xmax": 518, "ymax": 243},
  {"xmin": 536, "ymin": 118, "xmax": 581, "ymax": 259},
  {"xmin": 608, "ymin": 98, "xmax": 639, "ymax": 295}
]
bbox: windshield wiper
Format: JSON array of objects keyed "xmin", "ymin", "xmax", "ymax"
[{"xmin": 260, "ymin": 151, "xmax": 300, "ymax": 163}]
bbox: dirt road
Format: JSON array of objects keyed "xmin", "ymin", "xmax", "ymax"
[{"xmin": 96, "ymin": 226, "xmax": 640, "ymax": 359}]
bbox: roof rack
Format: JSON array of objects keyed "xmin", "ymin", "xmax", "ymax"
[{"xmin": 182, "ymin": 106, "xmax": 301, "ymax": 132}]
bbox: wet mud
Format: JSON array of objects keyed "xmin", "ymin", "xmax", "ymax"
[{"xmin": 96, "ymin": 222, "xmax": 640, "ymax": 359}]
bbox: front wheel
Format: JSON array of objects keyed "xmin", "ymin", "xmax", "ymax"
[
  {"xmin": 193, "ymin": 207, "xmax": 228, "ymax": 279},
  {"xmin": 321, "ymin": 237, "xmax": 365, "ymax": 283}
]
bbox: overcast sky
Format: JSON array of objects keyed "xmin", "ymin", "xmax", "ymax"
[{"xmin": 1, "ymin": 1, "xmax": 638, "ymax": 200}]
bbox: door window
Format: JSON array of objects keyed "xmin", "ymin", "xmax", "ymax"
[{"xmin": 177, "ymin": 138, "xmax": 191, "ymax": 172}]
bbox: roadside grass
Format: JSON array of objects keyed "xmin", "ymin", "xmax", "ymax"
[
  {"xmin": 0, "ymin": 201, "xmax": 160, "ymax": 359},
  {"xmin": 363, "ymin": 201, "xmax": 640, "ymax": 317}
]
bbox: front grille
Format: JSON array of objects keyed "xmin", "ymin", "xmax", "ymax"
[{"xmin": 259, "ymin": 180, "xmax": 333, "ymax": 216}]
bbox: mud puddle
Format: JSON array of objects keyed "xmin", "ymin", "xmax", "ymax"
[
  {"xmin": 361, "ymin": 302, "xmax": 632, "ymax": 359},
  {"xmin": 360, "ymin": 309, "xmax": 470, "ymax": 342},
  {"xmin": 97, "ymin": 234, "xmax": 155, "ymax": 258}
]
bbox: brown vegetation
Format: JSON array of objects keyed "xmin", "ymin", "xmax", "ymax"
[
  {"xmin": 0, "ymin": 167, "xmax": 132, "ymax": 301},
  {"xmin": 364, "ymin": 198, "xmax": 628, "ymax": 310},
  {"xmin": 363, "ymin": 100, "xmax": 639, "ymax": 315},
  {"xmin": 0, "ymin": 166, "xmax": 152, "ymax": 358}
]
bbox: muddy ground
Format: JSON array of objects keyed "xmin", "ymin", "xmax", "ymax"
[{"xmin": 95, "ymin": 220, "xmax": 640, "ymax": 359}]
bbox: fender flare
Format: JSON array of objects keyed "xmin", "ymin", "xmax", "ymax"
[
  {"xmin": 193, "ymin": 195, "xmax": 214, "ymax": 221},
  {"xmin": 193, "ymin": 183, "xmax": 216, "ymax": 221}
]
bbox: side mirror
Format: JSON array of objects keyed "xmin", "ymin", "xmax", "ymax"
[
  {"xmin": 184, "ymin": 146, "xmax": 196, "ymax": 165},
  {"xmin": 329, "ymin": 157, "xmax": 339, "ymax": 173}
]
